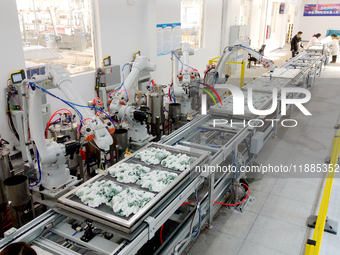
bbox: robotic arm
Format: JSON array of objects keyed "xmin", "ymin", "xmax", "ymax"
[
  {"xmin": 26, "ymin": 65, "xmax": 113, "ymax": 190},
  {"xmin": 212, "ymin": 44, "xmax": 276, "ymax": 84},
  {"xmin": 109, "ymin": 56, "xmax": 156, "ymax": 142},
  {"xmin": 172, "ymin": 43, "xmax": 195, "ymax": 97}
]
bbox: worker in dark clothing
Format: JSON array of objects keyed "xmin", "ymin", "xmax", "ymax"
[{"xmin": 290, "ymin": 31, "xmax": 303, "ymax": 58}]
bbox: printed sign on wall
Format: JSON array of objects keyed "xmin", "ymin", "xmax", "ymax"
[
  {"xmin": 157, "ymin": 23, "xmax": 181, "ymax": 56},
  {"xmin": 304, "ymin": 4, "xmax": 340, "ymax": 16}
]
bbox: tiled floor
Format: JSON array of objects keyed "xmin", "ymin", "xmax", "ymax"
[{"xmin": 186, "ymin": 48, "xmax": 340, "ymax": 254}]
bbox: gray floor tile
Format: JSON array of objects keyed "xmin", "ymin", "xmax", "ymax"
[
  {"xmin": 271, "ymin": 178, "xmax": 319, "ymax": 205},
  {"xmin": 249, "ymin": 176, "xmax": 277, "ymax": 193},
  {"xmin": 260, "ymin": 194, "xmax": 313, "ymax": 227},
  {"xmin": 246, "ymin": 215, "xmax": 306, "ymax": 254},
  {"xmin": 246, "ymin": 189, "xmax": 269, "ymax": 214},
  {"xmin": 256, "ymin": 147, "xmax": 291, "ymax": 166},
  {"xmin": 211, "ymin": 209, "xmax": 257, "ymax": 239},
  {"xmin": 237, "ymin": 240, "xmax": 289, "ymax": 255},
  {"xmin": 186, "ymin": 230, "xmax": 244, "ymax": 255}
]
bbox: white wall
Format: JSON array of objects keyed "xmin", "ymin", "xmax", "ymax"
[
  {"xmin": 262, "ymin": 0, "xmax": 292, "ymax": 53},
  {"xmin": 0, "ymin": 0, "xmax": 26, "ymax": 149},
  {"xmin": 249, "ymin": 0, "xmax": 265, "ymax": 49},
  {"xmin": 220, "ymin": 0, "xmax": 242, "ymax": 50},
  {"xmin": 297, "ymin": 0, "xmax": 340, "ymax": 39}
]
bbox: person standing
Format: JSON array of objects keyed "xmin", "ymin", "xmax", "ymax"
[
  {"xmin": 329, "ymin": 33, "xmax": 339, "ymax": 63},
  {"xmin": 307, "ymin": 33, "xmax": 321, "ymax": 48},
  {"xmin": 290, "ymin": 31, "xmax": 303, "ymax": 58}
]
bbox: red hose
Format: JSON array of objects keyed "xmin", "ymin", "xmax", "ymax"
[
  {"xmin": 45, "ymin": 109, "xmax": 73, "ymax": 138},
  {"xmin": 159, "ymin": 184, "xmax": 250, "ymax": 244},
  {"xmin": 160, "ymin": 224, "xmax": 164, "ymax": 244},
  {"xmin": 77, "ymin": 118, "xmax": 92, "ymax": 136}
]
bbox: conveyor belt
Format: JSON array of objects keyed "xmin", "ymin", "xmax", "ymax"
[{"xmin": 56, "ymin": 143, "xmax": 209, "ymax": 233}]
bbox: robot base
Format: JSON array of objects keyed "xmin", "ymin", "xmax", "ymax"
[
  {"xmin": 31, "ymin": 175, "xmax": 82, "ymax": 199},
  {"xmin": 129, "ymin": 123, "xmax": 149, "ymax": 142}
]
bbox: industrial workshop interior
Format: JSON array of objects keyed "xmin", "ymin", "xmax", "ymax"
[{"xmin": 1, "ymin": 0, "xmax": 340, "ymax": 254}]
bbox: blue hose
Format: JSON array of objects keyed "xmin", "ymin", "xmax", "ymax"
[{"xmin": 29, "ymin": 149, "xmax": 42, "ymax": 188}]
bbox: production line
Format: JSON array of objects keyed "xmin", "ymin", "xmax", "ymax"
[{"xmin": 0, "ymin": 43, "xmax": 328, "ymax": 254}]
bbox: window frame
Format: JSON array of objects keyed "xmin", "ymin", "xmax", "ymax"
[
  {"xmin": 180, "ymin": 0, "xmax": 205, "ymax": 49},
  {"xmin": 15, "ymin": 0, "xmax": 97, "ymax": 76}
]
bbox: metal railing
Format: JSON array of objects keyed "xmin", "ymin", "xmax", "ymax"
[{"xmin": 208, "ymin": 56, "xmax": 246, "ymax": 88}]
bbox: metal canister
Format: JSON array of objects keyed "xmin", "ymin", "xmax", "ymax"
[
  {"xmin": 146, "ymin": 87, "xmax": 165, "ymax": 125},
  {"xmin": 3, "ymin": 175, "xmax": 30, "ymax": 212},
  {"xmin": 112, "ymin": 129, "xmax": 128, "ymax": 161},
  {"xmin": 0, "ymin": 146, "xmax": 10, "ymax": 207},
  {"xmin": 169, "ymin": 103, "xmax": 181, "ymax": 121}
]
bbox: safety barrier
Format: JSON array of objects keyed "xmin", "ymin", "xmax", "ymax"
[
  {"xmin": 304, "ymin": 130, "xmax": 340, "ymax": 254},
  {"xmin": 208, "ymin": 57, "xmax": 245, "ymax": 88}
]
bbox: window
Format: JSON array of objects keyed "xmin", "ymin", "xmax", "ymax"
[
  {"xmin": 16, "ymin": 0, "xmax": 95, "ymax": 75},
  {"xmin": 181, "ymin": 0, "xmax": 204, "ymax": 49}
]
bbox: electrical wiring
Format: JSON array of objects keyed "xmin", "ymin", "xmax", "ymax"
[
  {"xmin": 29, "ymin": 82, "xmax": 83, "ymax": 123},
  {"xmin": 120, "ymin": 89, "xmax": 130, "ymax": 101},
  {"xmin": 160, "ymin": 199, "xmax": 201, "ymax": 245},
  {"xmin": 45, "ymin": 109, "xmax": 73, "ymax": 138},
  {"xmin": 172, "ymin": 51, "xmax": 199, "ymax": 75},
  {"xmin": 29, "ymin": 149, "xmax": 41, "ymax": 188},
  {"xmin": 121, "ymin": 63, "xmax": 130, "ymax": 100},
  {"xmin": 29, "ymin": 83, "xmax": 115, "ymax": 136},
  {"xmin": 77, "ymin": 118, "xmax": 93, "ymax": 135},
  {"xmin": 7, "ymin": 93, "xmax": 20, "ymax": 141},
  {"xmin": 197, "ymin": 87, "xmax": 216, "ymax": 105},
  {"xmin": 93, "ymin": 97, "xmax": 103, "ymax": 106},
  {"xmin": 205, "ymin": 140, "xmax": 221, "ymax": 148},
  {"xmin": 172, "ymin": 85, "xmax": 176, "ymax": 103},
  {"xmin": 196, "ymin": 82, "xmax": 222, "ymax": 105},
  {"xmin": 6, "ymin": 80, "xmax": 22, "ymax": 110},
  {"xmin": 172, "ymin": 51, "xmax": 184, "ymax": 71}
]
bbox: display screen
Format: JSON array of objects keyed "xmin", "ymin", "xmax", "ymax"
[
  {"xmin": 103, "ymin": 56, "xmax": 111, "ymax": 67},
  {"xmin": 12, "ymin": 73, "xmax": 23, "ymax": 83},
  {"xmin": 104, "ymin": 58, "xmax": 110, "ymax": 66}
]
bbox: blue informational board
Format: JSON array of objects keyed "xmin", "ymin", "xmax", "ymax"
[
  {"xmin": 304, "ymin": 4, "xmax": 340, "ymax": 16},
  {"xmin": 156, "ymin": 22, "xmax": 181, "ymax": 56}
]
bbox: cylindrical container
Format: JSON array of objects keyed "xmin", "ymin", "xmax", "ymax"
[
  {"xmin": 0, "ymin": 147, "xmax": 11, "ymax": 207},
  {"xmin": 146, "ymin": 90, "xmax": 165, "ymax": 125},
  {"xmin": 3, "ymin": 175, "xmax": 30, "ymax": 212},
  {"xmin": 169, "ymin": 103, "xmax": 181, "ymax": 121},
  {"xmin": 112, "ymin": 129, "xmax": 128, "ymax": 160}
]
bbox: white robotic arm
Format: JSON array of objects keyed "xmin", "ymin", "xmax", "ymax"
[
  {"xmin": 213, "ymin": 44, "xmax": 276, "ymax": 84},
  {"xmin": 109, "ymin": 56, "xmax": 156, "ymax": 142},
  {"xmin": 172, "ymin": 43, "xmax": 195, "ymax": 97},
  {"xmin": 26, "ymin": 65, "xmax": 114, "ymax": 190},
  {"xmin": 45, "ymin": 65, "xmax": 113, "ymax": 151}
]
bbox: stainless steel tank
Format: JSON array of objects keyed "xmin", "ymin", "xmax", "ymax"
[
  {"xmin": 112, "ymin": 129, "xmax": 129, "ymax": 160},
  {"xmin": 146, "ymin": 87, "xmax": 165, "ymax": 125},
  {"xmin": 0, "ymin": 146, "xmax": 11, "ymax": 207},
  {"xmin": 169, "ymin": 103, "xmax": 181, "ymax": 121},
  {"xmin": 3, "ymin": 175, "xmax": 30, "ymax": 212}
]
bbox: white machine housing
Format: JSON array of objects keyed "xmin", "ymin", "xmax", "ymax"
[
  {"xmin": 109, "ymin": 56, "xmax": 156, "ymax": 142},
  {"xmin": 27, "ymin": 65, "xmax": 113, "ymax": 190}
]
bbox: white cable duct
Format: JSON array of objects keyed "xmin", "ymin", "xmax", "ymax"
[
  {"xmin": 20, "ymin": 81, "xmax": 34, "ymax": 168},
  {"xmin": 29, "ymin": 88, "xmax": 62, "ymax": 164}
]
